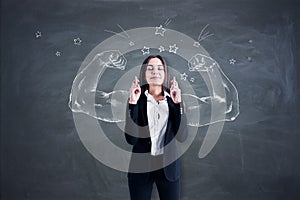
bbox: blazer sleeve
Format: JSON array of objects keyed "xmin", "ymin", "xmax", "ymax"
[
  {"xmin": 171, "ymin": 100, "xmax": 188, "ymax": 143},
  {"xmin": 124, "ymin": 101, "xmax": 139, "ymax": 145}
]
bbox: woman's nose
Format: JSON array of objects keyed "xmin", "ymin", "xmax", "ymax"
[
  {"xmin": 151, "ymin": 67, "xmax": 159, "ymax": 74},
  {"xmin": 151, "ymin": 71, "xmax": 158, "ymax": 75}
]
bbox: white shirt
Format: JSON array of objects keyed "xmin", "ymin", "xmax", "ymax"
[{"xmin": 145, "ymin": 90, "xmax": 169, "ymax": 156}]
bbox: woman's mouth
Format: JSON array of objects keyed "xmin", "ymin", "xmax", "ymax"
[{"xmin": 150, "ymin": 77, "xmax": 160, "ymax": 80}]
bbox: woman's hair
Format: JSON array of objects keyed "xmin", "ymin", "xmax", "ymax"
[{"xmin": 139, "ymin": 55, "xmax": 170, "ymax": 94}]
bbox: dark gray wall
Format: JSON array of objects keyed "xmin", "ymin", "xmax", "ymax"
[{"xmin": 1, "ymin": 0, "xmax": 300, "ymax": 199}]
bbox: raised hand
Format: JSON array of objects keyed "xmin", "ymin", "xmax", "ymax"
[
  {"xmin": 170, "ymin": 77, "xmax": 182, "ymax": 104},
  {"xmin": 129, "ymin": 76, "xmax": 141, "ymax": 104}
]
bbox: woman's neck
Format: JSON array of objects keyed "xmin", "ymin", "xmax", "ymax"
[{"xmin": 148, "ymin": 85, "xmax": 163, "ymax": 99}]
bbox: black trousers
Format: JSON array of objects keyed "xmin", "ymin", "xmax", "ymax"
[{"xmin": 128, "ymin": 168, "xmax": 180, "ymax": 200}]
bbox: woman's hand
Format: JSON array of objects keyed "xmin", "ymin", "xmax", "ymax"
[
  {"xmin": 129, "ymin": 76, "xmax": 141, "ymax": 104},
  {"xmin": 170, "ymin": 77, "xmax": 182, "ymax": 104}
]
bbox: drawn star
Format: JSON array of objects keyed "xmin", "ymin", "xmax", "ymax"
[
  {"xmin": 74, "ymin": 37, "xmax": 82, "ymax": 45},
  {"xmin": 35, "ymin": 31, "xmax": 42, "ymax": 38},
  {"xmin": 229, "ymin": 58, "xmax": 236, "ymax": 65},
  {"xmin": 158, "ymin": 46, "xmax": 165, "ymax": 52},
  {"xmin": 129, "ymin": 41, "xmax": 135, "ymax": 46},
  {"xmin": 169, "ymin": 44, "xmax": 178, "ymax": 54},
  {"xmin": 193, "ymin": 41, "xmax": 200, "ymax": 48},
  {"xmin": 141, "ymin": 46, "xmax": 150, "ymax": 55},
  {"xmin": 180, "ymin": 73, "xmax": 188, "ymax": 81},
  {"xmin": 190, "ymin": 77, "xmax": 195, "ymax": 82},
  {"xmin": 155, "ymin": 25, "xmax": 166, "ymax": 36},
  {"xmin": 55, "ymin": 51, "xmax": 61, "ymax": 56}
]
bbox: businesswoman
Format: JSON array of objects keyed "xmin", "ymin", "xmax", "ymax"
[{"xmin": 124, "ymin": 55, "xmax": 188, "ymax": 200}]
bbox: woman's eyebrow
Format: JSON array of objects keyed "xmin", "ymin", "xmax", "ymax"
[{"xmin": 147, "ymin": 64, "xmax": 163, "ymax": 67}]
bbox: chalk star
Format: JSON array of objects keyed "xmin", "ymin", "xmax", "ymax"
[
  {"xmin": 229, "ymin": 58, "xmax": 236, "ymax": 65},
  {"xmin": 35, "ymin": 31, "xmax": 42, "ymax": 38},
  {"xmin": 129, "ymin": 41, "xmax": 135, "ymax": 46},
  {"xmin": 180, "ymin": 73, "xmax": 188, "ymax": 81},
  {"xmin": 169, "ymin": 44, "xmax": 178, "ymax": 54},
  {"xmin": 141, "ymin": 46, "xmax": 150, "ymax": 55},
  {"xmin": 190, "ymin": 77, "xmax": 195, "ymax": 82},
  {"xmin": 74, "ymin": 37, "xmax": 82, "ymax": 45},
  {"xmin": 55, "ymin": 51, "xmax": 61, "ymax": 56},
  {"xmin": 158, "ymin": 46, "xmax": 165, "ymax": 52},
  {"xmin": 155, "ymin": 25, "xmax": 166, "ymax": 36},
  {"xmin": 193, "ymin": 41, "xmax": 200, "ymax": 48}
]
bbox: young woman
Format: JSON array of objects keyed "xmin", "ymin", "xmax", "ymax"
[{"xmin": 124, "ymin": 55, "xmax": 188, "ymax": 200}]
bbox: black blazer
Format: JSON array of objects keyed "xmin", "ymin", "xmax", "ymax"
[{"xmin": 124, "ymin": 92, "xmax": 188, "ymax": 182}]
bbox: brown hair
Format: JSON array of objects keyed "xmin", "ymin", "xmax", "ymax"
[{"xmin": 139, "ymin": 55, "xmax": 170, "ymax": 94}]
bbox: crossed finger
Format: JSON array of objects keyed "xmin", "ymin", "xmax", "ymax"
[
  {"xmin": 171, "ymin": 77, "xmax": 178, "ymax": 89},
  {"xmin": 132, "ymin": 76, "xmax": 140, "ymax": 87}
]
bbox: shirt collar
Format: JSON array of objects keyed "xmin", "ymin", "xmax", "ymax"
[{"xmin": 145, "ymin": 90, "xmax": 170, "ymax": 99}]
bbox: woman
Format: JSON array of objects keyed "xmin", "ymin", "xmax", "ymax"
[{"xmin": 124, "ymin": 55, "xmax": 188, "ymax": 200}]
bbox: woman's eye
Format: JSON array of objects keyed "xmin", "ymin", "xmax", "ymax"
[{"xmin": 146, "ymin": 65, "xmax": 164, "ymax": 71}]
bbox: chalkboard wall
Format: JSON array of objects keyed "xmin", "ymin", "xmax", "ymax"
[{"xmin": 2, "ymin": 0, "xmax": 300, "ymax": 199}]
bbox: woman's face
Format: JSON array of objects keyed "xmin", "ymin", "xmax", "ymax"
[{"xmin": 145, "ymin": 58, "xmax": 165, "ymax": 86}]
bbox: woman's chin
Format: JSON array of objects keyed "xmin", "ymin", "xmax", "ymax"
[{"xmin": 148, "ymin": 82, "xmax": 163, "ymax": 86}]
